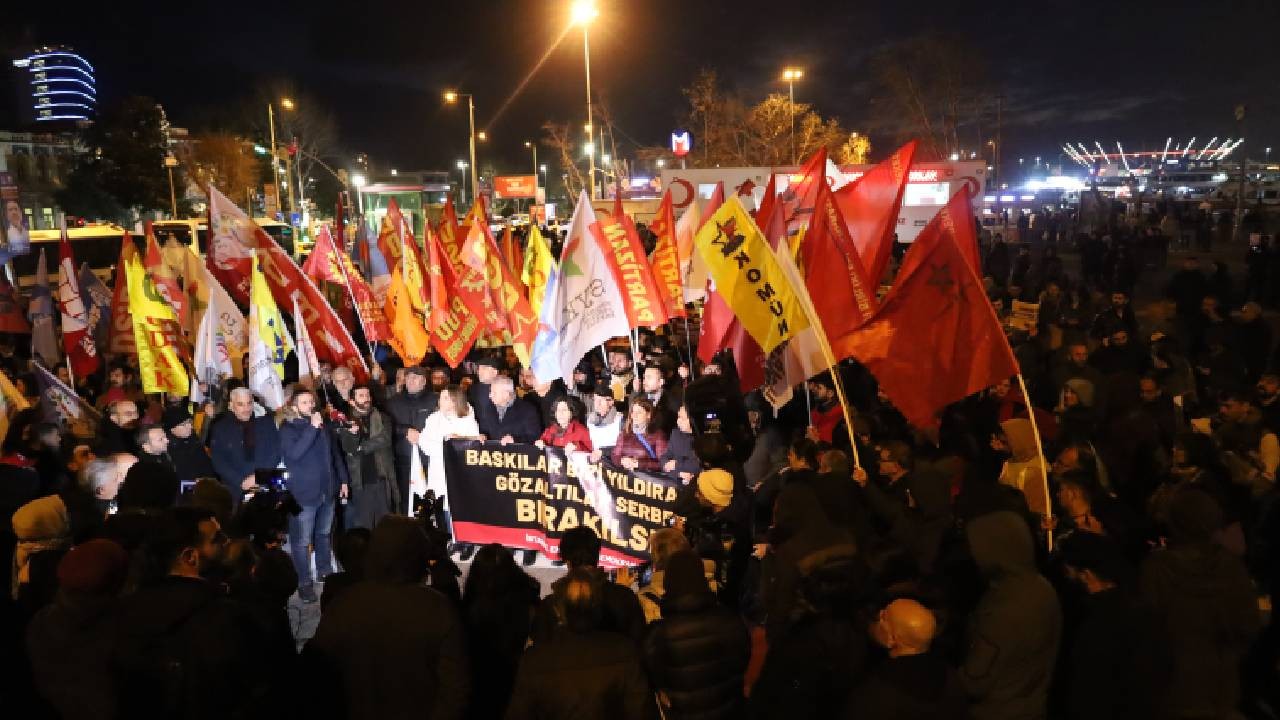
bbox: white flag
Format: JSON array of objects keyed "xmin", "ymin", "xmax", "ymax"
[
  {"xmin": 292, "ymin": 292, "xmax": 320, "ymax": 388},
  {"xmin": 191, "ymin": 255, "xmax": 245, "ymax": 385},
  {"xmin": 760, "ymin": 236, "xmax": 835, "ymax": 411},
  {"xmin": 530, "ymin": 191, "xmax": 631, "ymax": 385},
  {"xmin": 247, "ymin": 259, "xmax": 293, "ymax": 410}
]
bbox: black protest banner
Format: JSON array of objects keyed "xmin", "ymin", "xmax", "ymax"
[{"xmin": 443, "ymin": 440, "xmax": 680, "ymax": 568}]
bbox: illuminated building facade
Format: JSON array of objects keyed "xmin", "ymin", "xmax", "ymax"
[{"xmin": 11, "ymin": 46, "xmax": 96, "ymax": 126}]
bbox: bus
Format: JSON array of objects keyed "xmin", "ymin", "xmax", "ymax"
[
  {"xmin": 16, "ymin": 223, "xmax": 134, "ymax": 288},
  {"xmin": 152, "ymin": 218, "xmax": 296, "ymax": 257}
]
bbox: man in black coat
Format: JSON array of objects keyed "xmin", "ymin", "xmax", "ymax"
[
  {"xmin": 509, "ymin": 567, "xmax": 656, "ymax": 720},
  {"xmin": 163, "ymin": 405, "xmax": 216, "ymax": 483},
  {"xmin": 303, "ymin": 516, "xmax": 468, "ymax": 720},
  {"xmin": 384, "ymin": 366, "xmax": 438, "ymax": 511},
  {"xmin": 843, "ymin": 598, "xmax": 966, "ymax": 719},
  {"xmin": 479, "ymin": 377, "xmax": 543, "ymax": 445},
  {"xmin": 94, "ymin": 399, "xmax": 140, "ymax": 456},
  {"xmin": 533, "ymin": 526, "xmax": 646, "ymax": 645},
  {"xmin": 643, "ymin": 550, "xmax": 749, "ymax": 720},
  {"xmin": 468, "ymin": 354, "xmax": 504, "ymax": 431},
  {"xmin": 208, "ymin": 388, "xmax": 281, "ymax": 504},
  {"xmin": 113, "ymin": 506, "xmax": 270, "ymax": 719},
  {"xmin": 1057, "ymin": 532, "xmax": 1139, "ymax": 720}
]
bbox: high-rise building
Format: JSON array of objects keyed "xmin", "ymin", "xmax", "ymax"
[{"xmin": 10, "ymin": 46, "xmax": 96, "ymax": 126}]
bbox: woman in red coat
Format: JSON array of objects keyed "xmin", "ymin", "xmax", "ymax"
[
  {"xmin": 600, "ymin": 395, "xmax": 669, "ymax": 472},
  {"xmin": 535, "ymin": 398, "xmax": 593, "ymax": 454}
]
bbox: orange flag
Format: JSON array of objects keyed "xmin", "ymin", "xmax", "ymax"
[
  {"xmin": 833, "ymin": 140, "xmax": 917, "ymax": 286},
  {"xmin": 593, "ymin": 196, "xmax": 668, "ymax": 329},
  {"xmin": 107, "ymin": 232, "xmax": 137, "ymax": 355},
  {"xmin": 833, "ymin": 188, "xmax": 1017, "ymax": 429},
  {"xmin": 384, "ymin": 264, "xmax": 431, "ymax": 365},
  {"xmin": 648, "ymin": 190, "xmax": 685, "ymax": 319}
]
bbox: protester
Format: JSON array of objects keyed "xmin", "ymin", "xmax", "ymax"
[
  {"xmin": 606, "ymin": 395, "xmax": 669, "ymax": 472},
  {"xmin": 162, "ymin": 404, "xmax": 215, "ymax": 483},
  {"xmin": 535, "ymin": 397, "xmax": 592, "ymax": 453},
  {"xmin": 304, "ymin": 516, "xmax": 469, "ymax": 719},
  {"xmin": 279, "ymin": 387, "xmax": 348, "ymax": 603},
  {"xmin": 418, "ymin": 386, "xmax": 480, "ymax": 526},
  {"xmin": 208, "ymin": 387, "xmax": 281, "ymax": 502},
  {"xmin": 585, "ymin": 381, "xmax": 623, "ymax": 452},
  {"xmin": 462, "ymin": 544, "xmax": 541, "ymax": 720},
  {"xmin": 95, "ymin": 399, "xmax": 140, "ymax": 456},
  {"xmin": 844, "ymin": 598, "xmax": 966, "ymax": 719},
  {"xmin": 385, "ymin": 366, "xmax": 438, "ymax": 514},
  {"xmin": 336, "ymin": 383, "xmax": 398, "ymax": 530},
  {"xmin": 508, "ymin": 567, "xmax": 656, "ymax": 720},
  {"xmin": 479, "ymin": 376, "xmax": 542, "ymax": 445},
  {"xmin": 642, "ymin": 550, "xmax": 749, "ymax": 720},
  {"xmin": 533, "ymin": 526, "xmax": 645, "ymax": 644},
  {"xmin": 633, "ymin": 527, "xmax": 692, "ymax": 622}
]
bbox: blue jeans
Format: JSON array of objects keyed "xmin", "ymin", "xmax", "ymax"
[{"xmin": 287, "ymin": 499, "xmax": 335, "ymax": 588}]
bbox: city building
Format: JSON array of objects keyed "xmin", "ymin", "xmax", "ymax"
[
  {"xmin": 10, "ymin": 46, "xmax": 96, "ymax": 126},
  {"xmin": 0, "ymin": 130, "xmax": 77, "ymax": 230}
]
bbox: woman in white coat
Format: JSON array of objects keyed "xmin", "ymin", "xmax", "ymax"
[{"xmin": 416, "ymin": 386, "xmax": 480, "ymax": 528}]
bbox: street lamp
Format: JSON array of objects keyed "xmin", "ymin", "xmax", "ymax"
[
  {"xmin": 478, "ymin": 131, "xmax": 488, "ymax": 142},
  {"xmin": 571, "ymin": 0, "xmax": 598, "ymax": 199},
  {"xmin": 351, "ymin": 173, "xmax": 367, "ymax": 213},
  {"xmin": 444, "ymin": 90, "xmax": 479, "ymax": 205},
  {"xmin": 525, "ymin": 141, "xmax": 539, "ymax": 186},
  {"xmin": 276, "ymin": 98, "xmax": 298, "ymax": 219},
  {"xmin": 457, "ymin": 160, "xmax": 470, "ymax": 206},
  {"xmin": 782, "ymin": 67, "xmax": 804, "ymax": 164},
  {"xmin": 163, "ymin": 155, "xmax": 179, "ymax": 217}
]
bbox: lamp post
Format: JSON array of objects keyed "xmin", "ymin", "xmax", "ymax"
[
  {"xmin": 267, "ymin": 103, "xmax": 281, "ymax": 219},
  {"xmin": 444, "ymin": 90, "xmax": 479, "ymax": 206},
  {"xmin": 351, "ymin": 173, "xmax": 367, "ymax": 214},
  {"xmin": 782, "ymin": 68, "xmax": 803, "ymax": 164},
  {"xmin": 163, "ymin": 155, "xmax": 178, "ymax": 217},
  {"xmin": 571, "ymin": 0, "xmax": 598, "ymax": 198},
  {"xmin": 457, "ymin": 161, "xmax": 470, "ymax": 207},
  {"xmin": 278, "ymin": 98, "xmax": 297, "ymax": 219},
  {"xmin": 524, "ymin": 141, "xmax": 539, "ymax": 185}
]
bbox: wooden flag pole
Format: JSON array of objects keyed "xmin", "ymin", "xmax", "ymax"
[
  {"xmin": 823, "ymin": 357, "xmax": 862, "ymax": 469},
  {"xmin": 1015, "ymin": 372, "xmax": 1053, "ymax": 551}
]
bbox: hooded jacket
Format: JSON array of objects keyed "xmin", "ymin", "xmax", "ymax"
[
  {"xmin": 1137, "ymin": 487, "xmax": 1260, "ymax": 718},
  {"xmin": 961, "ymin": 511, "xmax": 1061, "ymax": 720},
  {"xmin": 997, "ymin": 418, "xmax": 1049, "ymax": 516}
]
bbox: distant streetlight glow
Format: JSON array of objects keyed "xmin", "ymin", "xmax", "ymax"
[
  {"xmin": 390, "ymin": 168, "xmax": 398, "ymax": 176},
  {"xmin": 602, "ymin": 153, "xmax": 611, "ymax": 164},
  {"xmin": 457, "ymin": 160, "xmax": 469, "ymax": 169},
  {"xmin": 351, "ymin": 174, "xmax": 366, "ymax": 188},
  {"xmin": 444, "ymin": 90, "xmax": 479, "ymax": 203},
  {"xmin": 443, "ymin": 90, "xmax": 458, "ymax": 104},
  {"xmin": 583, "ymin": 142, "xmax": 595, "ymax": 157},
  {"xmin": 478, "ymin": 131, "xmax": 488, "ymax": 141},
  {"xmin": 280, "ymin": 97, "xmax": 295, "ymax": 111},
  {"xmin": 656, "ymin": 158, "xmax": 665, "ymax": 168},
  {"xmin": 574, "ymin": 0, "xmax": 599, "ymax": 198}
]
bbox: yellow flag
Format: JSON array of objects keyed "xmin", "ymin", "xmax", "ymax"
[
  {"xmin": 125, "ymin": 253, "xmax": 190, "ymax": 395},
  {"xmin": 248, "ymin": 256, "xmax": 293, "ymax": 409},
  {"xmin": 0, "ymin": 369, "xmax": 30, "ymax": 444},
  {"xmin": 694, "ymin": 196, "xmax": 809, "ymax": 354},
  {"xmin": 384, "ymin": 264, "xmax": 431, "ymax": 365},
  {"xmin": 521, "ymin": 223, "xmax": 555, "ymax": 319}
]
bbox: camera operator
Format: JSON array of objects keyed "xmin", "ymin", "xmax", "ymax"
[
  {"xmin": 280, "ymin": 386, "xmax": 349, "ymax": 603},
  {"xmin": 337, "ymin": 383, "xmax": 398, "ymax": 530}
]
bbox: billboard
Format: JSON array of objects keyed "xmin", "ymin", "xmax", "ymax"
[
  {"xmin": 0, "ymin": 173, "xmax": 30, "ymax": 262},
  {"xmin": 658, "ymin": 161, "xmax": 986, "ymax": 243},
  {"xmin": 493, "ymin": 175, "xmax": 538, "ymax": 199}
]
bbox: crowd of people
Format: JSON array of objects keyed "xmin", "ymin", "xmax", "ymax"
[{"xmin": 1, "ymin": 213, "xmax": 1278, "ymax": 720}]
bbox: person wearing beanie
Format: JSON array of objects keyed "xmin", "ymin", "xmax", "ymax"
[
  {"xmin": 164, "ymin": 404, "xmax": 216, "ymax": 484},
  {"xmin": 1137, "ymin": 487, "xmax": 1261, "ymax": 718},
  {"xmin": 696, "ymin": 469, "xmax": 734, "ymax": 511},
  {"xmin": 643, "ymin": 549, "xmax": 749, "ymax": 720},
  {"xmin": 26, "ymin": 539, "xmax": 129, "ymax": 720},
  {"xmin": 10, "ymin": 493, "xmax": 70, "ymax": 602}
]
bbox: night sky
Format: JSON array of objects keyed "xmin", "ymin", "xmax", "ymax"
[{"xmin": 4, "ymin": 0, "xmax": 1279, "ymax": 175}]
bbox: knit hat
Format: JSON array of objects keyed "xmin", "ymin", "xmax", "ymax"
[
  {"xmin": 1064, "ymin": 378, "xmax": 1095, "ymax": 408},
  {"xmin": 162, "ymin": 403, "xmax": 192, "ymax": 431},
  {"xmin": 57, "ymin": 539, "xmax": 128, "ymax": 595},
  {"xmin": 663, "ymin": 549, "xmax": 710, "ymax": 599},
  {"xmin": 696, "ymin": 468, "xmax": 734, "ymax": 509}
]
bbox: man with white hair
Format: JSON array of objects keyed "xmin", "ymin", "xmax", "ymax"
[
  {"xmin": 477, "ymin": 376, "xmax": 542, "ymax": 445},
  {"xmin": 78, "ymin": 456, "xmax": 127, "ymax": 515},
  {"xmin": 208, "ymin": 387, "xmax": 281, "ymax": 503}
]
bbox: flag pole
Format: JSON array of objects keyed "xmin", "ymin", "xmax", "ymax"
[
  {"xmin": 683, "ymin": 314, "xmax": 696, "ymax": 378},
  {"xmin": 65, "ymin": 355, "xmax": 74, "ymax": 392},
  {"xmin": 1016, "ymin": 372, "xmax": 1053, "ymax": 551}
]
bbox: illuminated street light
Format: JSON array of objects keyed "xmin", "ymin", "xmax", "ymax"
[
  {"xmin": 602, "ymin": 153, "xmax": 611, "ymax": 164},
  {"xmin": 656, "ymin": 158, "xmax": 665, "ymax": 168},
  {"xmin": 572, "ymin": 0, "xmax": 599, "ymax": 198},
  {"xmin": 478, "ymin": 131, "xmax": 488, "ymax": 142},
  {"xmin": 280, "ymin": 97, "xmax": 295, "ymax": 111},
  {"xmin": 351, "ymin": 173, "xmax": 367, "ymax": 212},
  {"xmin": 583, "ymin": 142, "xmax": 595, "ymax": 157},
  {"xmin": 781, "ymin": 67, "xmax": 804, "ymax": 163},
  {"xmin": 456, "ymin": 161, "xmax": 470, "ymax": 206},
  {"xmin": 525, "ymin": 141, "xmax": 539, "ymax": 192},
  {"xmin": 443, "ymin": 90, "xmax": 479, "ymax": 203}
]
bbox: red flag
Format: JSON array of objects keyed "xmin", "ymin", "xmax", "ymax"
[
  {"xmin": 832, "ymin": 188, "xmax": 1017, "ymax": 428},
  {"xmin": 57, "ymin": 228, "xmax": 99, "ymax": 377},
  {"xmin": 833, "ymin": 140, "xmax": 917, "ymax": 286},
  {"xmin": 593, "ymin": 196, "xmax": 668, "ymax": 329},
  {"xmin": 500, "ymin": 225, "xmax": 525, "ymax": 292},
  {"xmin": 648, "ymin": 190, "xmax": 685, "ymax": 319},
  {"xmin": 423, "ymin": 223, "xmax": 451, "ymax": 328},
  {"xmin": 108, "ymin": 233, "xmax": 137, "ymax": 355},
  {"xmin": 143, "ymin": 222, "xmax": 189, "ymax": 331},
  {"xmin": 301, "ymin": 225, "xmax": 390, "ymax": 343},
  {"xmin": 458, "ymin": 209, "xmax": 508, "ymax": 334},
  {"xmin": 754, "ymin": 173, "xmax": 777, "ymax": 224},
  {"xmin": 0, "ymin": 275, "xmax": 30, "ymax": 334},
  {"xmin": 428, "ymin": 228, "xmax": 484, "ymax": 367},
  {"xmin": 459, "ymin": 206, "xmax": 538, "ymax": 363},
  {"xmin": 697, "ymin": 289, "xmax": 765, "ymax": 393},
  {"xmin": 206, "ymin": 185, "xmax": 255, "ymax": 305},
  {"xmin": 377, "ymin": 215, "xmax": 402, "ymax": 269},
  {"xmin": 254, "ymin": 229, "xmax": 370, "ymax": 382},
  {"xmin": 798, "ymin": 179, "xmax": 877, "ymax": 342},
  {"xmin": 782, "ymin": 149, "xmax": 829, "ymax": 240}
]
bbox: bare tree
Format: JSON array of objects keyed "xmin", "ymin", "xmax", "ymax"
[
  {"xmin": 176, "ymin": 132, "xmax": 259, "ymax": 200},
  {"xmin": 541, "ymin": 121, "xmax": 584, "ymax": 199},
  {"xmin": 870, "ymin": 33, "xmax": 988, "ymax": 160}
]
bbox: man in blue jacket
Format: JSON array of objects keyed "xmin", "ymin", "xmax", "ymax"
[
  {"xmin": 209, "ymin": 387, "xmax": 281, "ymax": 505},
  {"xmin": 280, "ymin": 387, "xmax": 349, "ymax": 603}
]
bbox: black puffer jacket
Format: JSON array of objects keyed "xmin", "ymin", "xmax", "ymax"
[
  {"xmin": 505, "ymin": 630, "xmax": 656, "ymax": 720},
  {"xmin": 643, "ymin": 592, "xmax": 749, "ymax": 720}
]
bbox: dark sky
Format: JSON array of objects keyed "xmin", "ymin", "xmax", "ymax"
[{"xmin": 5, "ymin": 0, "xmax": 1279, "ymax": 176}]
